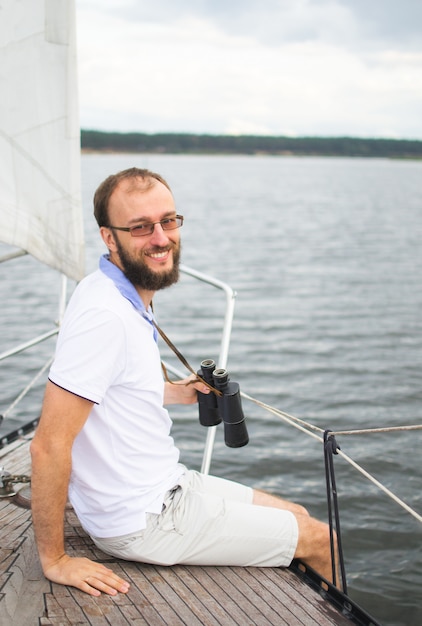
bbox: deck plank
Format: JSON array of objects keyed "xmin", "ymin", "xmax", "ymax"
[
  {"xmin": 0, "ymin": 437, "xmax": 355, "ymax": 626},
  {"xmin": 143, "ymin": 565, "xmax": 225, "ymax": 625},
  {"xmin": 186, "ymin": 565, "xmax": 289, "ymax": 625},
  {"xmin": 213, "ymin": 566, "xmax": 295, "ymax": 625},
  {"xmin": 159, "ymin": 565, "xmax": 240, "ymax": 626}
]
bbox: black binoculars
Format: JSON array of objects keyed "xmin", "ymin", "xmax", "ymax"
[{"xmin": 197, "ymin": 359, "xmax": 249, "ymax": 448}]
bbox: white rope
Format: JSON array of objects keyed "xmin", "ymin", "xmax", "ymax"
[
  {"xmin": 241, "ymin": 391, "xmax": 325, "ymax": 439},
  {"xmin": 337, "ymin": 448, "xmax": 422, "ymax": 524},
  {"xmin": 331, "ymin": 425, "xmax": 422, "ymax": 436},
  {"xmin": 241, "ymin": 391, "xmax": 422, "ymax": 524}
]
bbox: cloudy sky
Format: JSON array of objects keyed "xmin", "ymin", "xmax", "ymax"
[{"xmin": 75, "ymin": 0, "xmax": 422, "ymax": 139}]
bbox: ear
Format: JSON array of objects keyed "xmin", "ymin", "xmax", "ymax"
[{"xmin": 100, "ymin": 226, "xmax": 118, "ymax": 252}]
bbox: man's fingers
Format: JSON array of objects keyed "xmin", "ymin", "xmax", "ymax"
[
  {"xmin": 45, "ymin": 556, "xmax": 130, "ymax": 596},
  {"xmin": 81, "ymin": 567, "xmax": 130, "ymax": 596}
]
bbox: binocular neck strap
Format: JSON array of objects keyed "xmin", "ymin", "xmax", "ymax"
[{"xmin": 151, "ymin": 318, "xmax": 221, "ymax": 396}]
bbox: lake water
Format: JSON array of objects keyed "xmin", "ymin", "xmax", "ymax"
[{"xmin": 1, "ymin": 154, "xmax": 421, "ymax": 625}]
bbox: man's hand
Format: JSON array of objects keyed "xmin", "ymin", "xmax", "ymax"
[
  {"xmin": 164, "ymin": 374, "xmax": 211, "ymax": 405},
  {"xmin": 43, "ymin": 554, "xmax": 130, "ymax": 597}
]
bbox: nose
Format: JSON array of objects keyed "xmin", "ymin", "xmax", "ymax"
[{"xmin": 149, "ymin": 222, "xmax": 170, "ymax": 246}]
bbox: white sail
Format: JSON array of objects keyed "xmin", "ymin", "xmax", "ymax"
[{"xmin": 0, "ymin": 0, "xmax": 85, "ymax": 281}]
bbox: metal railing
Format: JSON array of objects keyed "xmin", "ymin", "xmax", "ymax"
[{"xmin": 163, "ymin": 264, "xmax": 237, "ymax": 474}]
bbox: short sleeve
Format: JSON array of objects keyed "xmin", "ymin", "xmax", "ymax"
[{"xmin": 49, "ymin": 307, "xmax": 126, "ymax": 404}]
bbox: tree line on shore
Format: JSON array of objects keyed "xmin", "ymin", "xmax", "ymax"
[{"xmin": 81, "ymin": 129, "xmax": 422, "ymax": 159}]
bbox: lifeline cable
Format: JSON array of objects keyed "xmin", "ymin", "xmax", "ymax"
[{"xmin": 240, "ymin": 390, "xmax": 422, "ymax": 524}]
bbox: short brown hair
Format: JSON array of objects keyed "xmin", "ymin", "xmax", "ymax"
[{"xmin": 93, "ymin": 167, "xmax": 172, "ymax": 227}]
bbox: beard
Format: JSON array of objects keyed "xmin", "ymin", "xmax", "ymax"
[{"xmin": 115, "ymin": 238, "xmax": 181, "ymax": 292}]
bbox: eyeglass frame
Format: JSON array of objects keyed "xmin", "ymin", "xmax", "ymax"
[{"xmin": 107, "ymin": 214, "xmax": 184, "ymax": 237}]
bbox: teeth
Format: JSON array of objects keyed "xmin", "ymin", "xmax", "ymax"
[{"xmin": 148, "ymin": 251, "xmax": 168, "ymax": 259}]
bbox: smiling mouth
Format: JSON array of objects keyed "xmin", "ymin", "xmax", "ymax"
[{"xmin": 145, "ymin": 247, "xmax": 171, "ymax": 260}]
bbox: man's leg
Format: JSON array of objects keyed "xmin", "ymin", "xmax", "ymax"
[
  {"xmin": 253, "ymin": 489, "xmax": 310, "ymax": 516},
  {"xmin": 253, "ymin": 489, "xmax": 338, "ymax": 586}
]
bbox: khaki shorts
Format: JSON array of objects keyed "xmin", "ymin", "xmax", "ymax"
[{"xmin": 92, "ymin": 469, "xmax": 298, "ymax": 567}]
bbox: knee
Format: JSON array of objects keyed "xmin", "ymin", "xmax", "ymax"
[
  {"xmin": 252, "ymin": 489, "xmax": 310, "ymax": 518},
  {"xmin": 292, "ymin": 503, "xmax": 310, "ymax": 518}
]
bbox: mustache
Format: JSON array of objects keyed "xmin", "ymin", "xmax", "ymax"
[{"xmin": 145, "ymin": 244, "xmax": 174, "ymax": 254}]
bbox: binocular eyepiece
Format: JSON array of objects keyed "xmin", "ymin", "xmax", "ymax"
[{"xmin": 197, "ymin": 359, "xmax": 249, "ymax": 448}]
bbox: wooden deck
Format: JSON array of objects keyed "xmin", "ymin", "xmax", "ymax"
[{"xmin": 0, "ymin": 437, "xmax": 360, "ymax": 626}]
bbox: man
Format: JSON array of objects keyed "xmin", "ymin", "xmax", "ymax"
[{"xmin": 31, "ymin": 167, "xmax": 336, "ymax": 597}]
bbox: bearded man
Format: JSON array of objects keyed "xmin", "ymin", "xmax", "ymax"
[{"xmin": 31, "ymin": 168, "xmax": 335, "ymax": 597}]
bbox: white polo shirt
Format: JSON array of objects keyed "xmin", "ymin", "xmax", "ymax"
[{"xmin": 49, "ymin": 259, "xmax": 184, "ymax": 538}]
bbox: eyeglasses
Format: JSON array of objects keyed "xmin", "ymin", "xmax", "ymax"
[{"xmin": 108, "ymin": 215, "xmax": 184, "ymax": 237}]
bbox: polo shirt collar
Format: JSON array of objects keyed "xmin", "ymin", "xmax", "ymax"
[{"xmin": 99, "ymin": 254, "xmax": 158, "ymax": 342}]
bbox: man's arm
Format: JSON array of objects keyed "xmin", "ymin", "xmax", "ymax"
[{"xmin": 30, "ymin": 381, "xmax": 130, "ymax": 596}]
